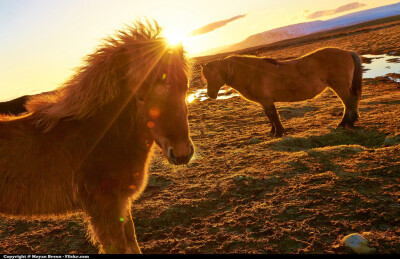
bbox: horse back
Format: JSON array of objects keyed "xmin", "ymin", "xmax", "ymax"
[
  {"xmin": 261, "ymin": 48, "xmax": 354, "ymax": 102},
  {"xmin": 295, "ymin": 48, "xmax": 355, "ymax": 83},
  {"xmin": 0, "ymin": 95, "xmax": 29, "ymax": 115},
  {"xmin": 0, "ymin": 116, "xmax": 77, "ymax": 217}
]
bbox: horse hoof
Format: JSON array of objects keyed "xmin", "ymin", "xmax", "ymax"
[
  {"xmin": 337, "ymin": 122, "xmax": 355, "ymax": 129},
  {"xmin": 274, "ymin": 132, "xmax": 284, "ymax": 138},
  {"xmin": 337, "ymin": 123, "xmax": 346, "ymax": 129}
]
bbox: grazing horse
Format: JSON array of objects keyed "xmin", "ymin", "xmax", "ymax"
[
  {"xmin": 201, "ymin": 48, "xmax": 362, "ymax": 137},
  {"xmin": 0, "ymin": 20, "xmax": 194, "ymax": 254}
]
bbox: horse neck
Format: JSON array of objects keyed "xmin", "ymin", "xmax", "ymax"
[
  {"xmin": 218, "ymin": 59, "xmax": 246, "ymax": 93},
  {"xmin": 72, "ymin": 94, "xmax": 154, "ymax": 163},
  {"xmin": 218, "ymin": 59, "xmax": 234, "ymax": 86},
  {"xmin": 220, "ymin": 58, "xmax": 261, "ymax": 92}
]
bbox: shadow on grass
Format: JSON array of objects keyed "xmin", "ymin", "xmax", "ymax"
[
  {"xmin": 363, "ymin": 99, "xmax": 400, "ymax": 106},
  {"xmin": 134, "ymin": 174, "xmax": 286, "ymax": 253},
  {"xmin": 278, "ymin": 105, "xmax": 320, "ymax": 120},
  {"xmin": 270, "ymin": 127, "xmax": 389, "ymax": 152}
]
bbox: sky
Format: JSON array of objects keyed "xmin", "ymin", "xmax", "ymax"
[{"xmin": 0, "ymin": 0, "xmax": 398, "ymax": 100}]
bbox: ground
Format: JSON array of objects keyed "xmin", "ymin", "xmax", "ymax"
[{"xmin": 0, "ymin": 18, "xmax": 399, "ymax": 254}]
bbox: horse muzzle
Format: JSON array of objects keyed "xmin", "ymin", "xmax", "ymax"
[
  {"xmin": 167, "ymin": 144, "xmax": 194, "ymax": 165},
  {"xmin": 207, "ymin": 90, "xmax": 218, "ymax": 100}
]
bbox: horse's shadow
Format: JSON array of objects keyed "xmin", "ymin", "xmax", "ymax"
[
  {"xmin": 270, "ymin": 127, "xmax": 390, "ymax": 152},
  {"xmin": 277, "ymin": 105, "xmax": 320, "ymax": 120}
]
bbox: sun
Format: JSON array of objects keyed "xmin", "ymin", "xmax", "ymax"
[{"xmin": 164, "ymin": 30, "xmax": 187, "ymax": 46}]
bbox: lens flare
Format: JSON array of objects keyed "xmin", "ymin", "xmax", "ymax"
[
  {"xmin": 164, "ymin": 30, "xmax": 186, "ymax": 46},
  {"xmin": 149, "ymin": 107, "xmax": 161, "ymax": 119},
  {"xmin": 147, "ymin": 121, "xmax": 155, "ymax": 128}
]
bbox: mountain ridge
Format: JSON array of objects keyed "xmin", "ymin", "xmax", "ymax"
[{"xmin": 196, "ymin": 2, "xmax": 400, "ymax": 56}]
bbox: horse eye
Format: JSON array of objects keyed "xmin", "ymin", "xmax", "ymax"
[{"xmin": 138, "ymin": 96, "xmax": 145, "ymax": 102}]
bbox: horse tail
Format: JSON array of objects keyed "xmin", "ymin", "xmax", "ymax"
[{"xmin": 350, "ymin": 51, "xmax": 362, "ymax": 100}]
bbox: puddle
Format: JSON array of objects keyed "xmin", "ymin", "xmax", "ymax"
[
  {"xmin": 362, "ymin": 54, "xmax": 400, "ymax": 80},
  {"xmin": 188, "ymin": 54, "xmax": 400, "ymax": 103},
  {"xmin": 389, "ymin": 77, "xmax": 400, "ymax": 83},
  {"xmin": 187, "ymin": 86, "xmax": 239, "ymax": 103}
]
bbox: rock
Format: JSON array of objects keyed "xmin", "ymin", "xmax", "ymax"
[
  {"xmin": 341, "ymin": 233, "xmax": 376, "ymax": 254},
  {"xmin": 249, "ymin": 138, "xmax": 261, "ymax": 144},
  {"xmin": 383, "ymin": 134, "xmax": 400, "ymax": 146}
]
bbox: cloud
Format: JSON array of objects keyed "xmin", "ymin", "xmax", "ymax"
[
  {"xmin": 189, "ymin": 14, "xmax": 247, "ymax": 37},
  {"xmin": 307, "ymin": 2, "xmax": 367, "ymax": 19}
]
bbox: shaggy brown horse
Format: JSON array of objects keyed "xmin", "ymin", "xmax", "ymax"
[
  {"xmin": 201, "ymin": 48, "xmax": 362, "ymax": 137},
  {"xmin": 0, "ymin": 20, "xmax": 194, "ymax": 254}
]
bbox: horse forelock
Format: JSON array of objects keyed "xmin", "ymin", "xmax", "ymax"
[{"xmin": 25, "ymin": 20, "xmax": 189, "ymax": 131}]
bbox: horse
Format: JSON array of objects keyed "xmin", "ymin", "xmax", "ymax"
[
  {"xmin": 201, "ymin": 48, "xmax": 362, "ymax": 137},
  {"xmin": 0, "ymin": 20, "xmax": 194, "ymax": 254},
  {"xmin": 0, "ymin": 91, "xmax": 52, "ymax": 115},
  {"xmin": 0, "ymin": 95, "xmax": 30, "ymax": 115}
]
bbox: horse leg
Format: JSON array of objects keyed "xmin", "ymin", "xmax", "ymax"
[
  {"xmin": 343, "ymin": 97, "xmax": 359, "ymax": 127},
  {"xmin": 263, "ymin": 104, "xmax": 284, "ymax": 137},
  {"xmin": 332, "ymin": 87, "xmax": 360, "ymax": 128},
  {"xmin": 263, "ymin": 106, "xmax": 276, "ymax": 136},
  {"xmin": 84, "ymin": 197, "xmax": 140, "ymax": 254},
  {"xmin": 124, "ymin": 204, "xmax": 141, "ymax": 254},
  {"xmin": 268, "ymin": 123, "xmax": 276, "ymax": 137}
]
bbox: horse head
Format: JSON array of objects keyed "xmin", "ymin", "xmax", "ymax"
[
  {"xmin": 25, "ymin": 21, "xmax": 194, "ymax": 166},
  {"xmin": 201, "ymin": 60, "xmax": 225, "ymax": 99},
  {"xmin": 134, "ymin": 43, "xmax": 194, "ymax": 165}
]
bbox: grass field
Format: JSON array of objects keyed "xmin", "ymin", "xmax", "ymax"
[{"xmin": 1, "ymin": 16, "xmax": 399, "ymax": 254}]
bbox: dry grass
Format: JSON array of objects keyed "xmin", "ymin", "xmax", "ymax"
[{"xmin": 1, "ymin": 19, "xmax": 400, "ymax": 254}]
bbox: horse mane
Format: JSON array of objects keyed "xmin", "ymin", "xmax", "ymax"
[
  {"xmin": 223, "ymin": 54, "xmax": 279, "ymax": 66},
  {"xmin": 25, "ymin": 20, "xmax": 188, "ymax": 131},
  {"xmin": 261, "ymin": 57, "xmax": 279, "ymax": 65}
]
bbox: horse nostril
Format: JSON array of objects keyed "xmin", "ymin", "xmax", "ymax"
[
  {"xmin": 167, "ymin": 145, "xmax": 194, "ymax": 165},
  {"xmin": 168, "ymin": 147, "xmax": 177, "ymax": 163}
]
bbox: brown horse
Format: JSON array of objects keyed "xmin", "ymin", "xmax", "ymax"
[
  {"xmin": 201, "ymin": 48, "xmax": 362, "ymax": 137},
  {"xmin": 0, "ymin": 95, "xmax": 30, "ymax": 115},
  {"xmin": 0, "ymin": 91, "xmax": 52, "ymax": 115},
  {"xmin": 0, "ymin": 20, "xmax": 194, "ymax": 254}
]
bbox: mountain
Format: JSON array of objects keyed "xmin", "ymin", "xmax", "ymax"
[{"xmin": 197, "ymin": 2, "xmax": 400, "ymax": 56}]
